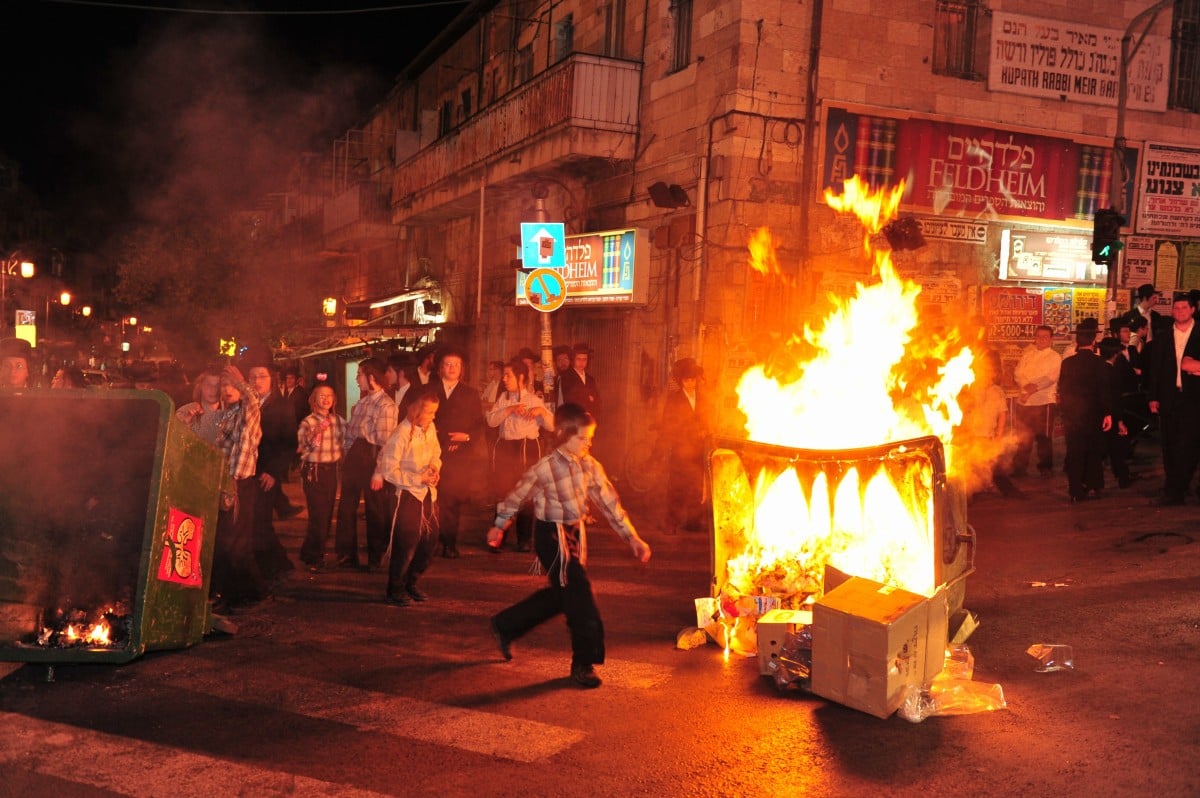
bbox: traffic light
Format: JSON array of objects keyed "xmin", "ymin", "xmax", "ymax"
[{"xmin": 1092, "ymin": 209, "xmax": 1125, "ymax": 263}]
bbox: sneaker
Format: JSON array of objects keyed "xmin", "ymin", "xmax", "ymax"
[
  {"xmin": 490, "ymin": 618, "xmax": 513, "ymax": 660},
  {"xmin": 570, "ymin": 665, "xmax": 602, "ymax": 689},
  {"xmin": 406, "ymin": 585, "xmax": 428, "ymax": 602},
  {"xmin": 385, "ymin": 593, "xmax": 411, "ymax": 607}
]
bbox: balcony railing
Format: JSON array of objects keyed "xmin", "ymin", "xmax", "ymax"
[{"xmin": 394, "ymin": 54, "xmax": 641, "ymax": 204}]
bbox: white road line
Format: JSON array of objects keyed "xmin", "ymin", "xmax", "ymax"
[
  {"xmin": 180, "ymin": 659, "xmax": 586, "ymax": 762},
  {"xmin": 0, "ymin": 711, "xmax": 392, "ymax": 798}
]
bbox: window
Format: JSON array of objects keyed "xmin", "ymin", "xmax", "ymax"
[
  {"xmin": 554, "ymin": 14, "xmax": 574, "ymax": 64},
  {"xmin": 515, "ymin": 44, "xmax": 534, "ymax": 86},
  {"xmin": 439, "ymin": 100, "xmax": 453, "ymax": 137},
  {"xmin": 460, "ymin": 89, "xmax": 472, "ymax": 121},
  {"xmin": 670, "ymin": 0, "xmax": 692, "ymax": 73},
  {"xmin": 1171, "ymin": 0, "xmax": 1200, "ymax": 112},
  {"xmin": 933, "ymin": 0, "xmax": 985, "ymax": 80}
]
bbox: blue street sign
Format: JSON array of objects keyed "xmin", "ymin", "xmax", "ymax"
[{"xmin": 520, "ymin": 222, "xmax": 566, "ymax": 268}]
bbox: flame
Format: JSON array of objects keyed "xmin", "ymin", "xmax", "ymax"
[
  {"xmin": 721, "ymin": 176, "xmax": 981, "ymax": 610},
  {"xmin": 85, "ymin": 620, "xmax": 111, "ymax": 646},
  {"xmin": 748, "ymin": 227, "xmax": 782, "ymax": 276}
]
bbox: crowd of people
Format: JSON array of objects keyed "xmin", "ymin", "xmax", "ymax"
[{"xmin": 985, "ymin": 283, "xmax": 1200, "ymax": 507}]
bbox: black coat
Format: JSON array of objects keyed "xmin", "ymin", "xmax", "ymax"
[
  {"xmin": 1147, "ymin": 323, "xmax": 1200, "ymax": 408},
  {"xmin": 433, "ymin": 380, "xmax": 487, "ymax": 495},
  {"xmin": 558, "ymin": 368, "xmax": 600, "ymax": 417},
  {"xmin": 257, "ymin": 390, "xmax": 298, "ymax": 479},
  {"xmin": 1058, "ymin": 350, "xmax": 1112, "ymax": 433}
]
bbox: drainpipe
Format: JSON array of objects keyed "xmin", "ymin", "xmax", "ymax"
[
  {"xmin": 477, "ymin": 178, "xmax": 486, "ymax": 321},
  {"xmin": 800, "ymin": 0, "xmax": 824, "ymax": 280}
]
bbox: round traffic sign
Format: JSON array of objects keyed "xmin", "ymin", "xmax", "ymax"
[{"xmin": 524, "ymin": 268, "xmax": 567, "ymax": 313}]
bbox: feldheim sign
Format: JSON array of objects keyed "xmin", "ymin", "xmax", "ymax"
[{"xmin": 516, "ymin": 228, "xmax": 649, "ymax": 307}]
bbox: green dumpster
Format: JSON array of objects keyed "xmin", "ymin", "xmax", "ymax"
[{"xmin": 0, "ymin": 388, "xmax": 224, "ymax": 663}]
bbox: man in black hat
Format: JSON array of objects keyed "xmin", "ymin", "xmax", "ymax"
[
  {"xmin": 1122, "ymin": 284, "xmax": 1165, "ymax": 345},
  {"xmin": 558, "ymin": 342, "xmax": 600, "ymax": 419},
  {"xmin": 0, "ymin": 338, "xmax": 32, "ymax": 388},
  {"xmin": 659, "ymin": 357, "xmax": 711, "ymax": 532},
  {"xmin": 1058, "ymin": 326, "xmax": 1113, "ymax": 502}
]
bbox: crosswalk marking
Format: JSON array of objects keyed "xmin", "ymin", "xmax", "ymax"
[
  {"xmin": 0, "ymin": 711, "xmax": 394, "ymax": 798},
  {"xmin": 179, "ymin": 658, "xmax": 586, "ymax": 762}
]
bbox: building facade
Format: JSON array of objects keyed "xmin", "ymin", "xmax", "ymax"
[{"xmin": 263, "ymin": 0, "xmax": 1200, "ymax": 464}]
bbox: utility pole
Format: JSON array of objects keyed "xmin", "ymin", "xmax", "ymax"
[
  {"xmin": 533, "ymin": 192, "xmax": 557, "ymax": 404},
  {"xmin": 1107, "ymin": 0, "xmax": 1174, "ymax": 317}
]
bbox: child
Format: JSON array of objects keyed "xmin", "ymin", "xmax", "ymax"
[
  {"xmin": 486, "ymin": 357, "xmax": 554, "ymax": 551},
  {"xmin": 487, "ymin": 403, "xmax": 651, "ymax": 688},
  {"xmin": 372, "ymin": 389, "xmax": 442, "ymax": 606},
  {"xmin": 296, "ymin": 383, "xmax": 347, "ymax": 571}
]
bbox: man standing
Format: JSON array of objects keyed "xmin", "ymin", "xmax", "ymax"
[
  {"xmin": 0, "ymin": 338, "xmax": 32, "ymax": 387},
  {"xmin": 335, "ymin": 357, "xmax": 398, "ymax": 568},
  {"xmin": 558, "ymin": 342, "xmax": 600, "ymax": 419},
  {"xmin": 1147, "ymin": 295, "xmax": 1200, "ymax": 505},
  {"xmin": 433, "ymin": 348, "xmax": 485, "ymax": 558},
  {"xmin": 1012, "ymin": 325, "xmax": 1062, "ymax": 477},
  {"xmin": 1058, "ymin": 328, "xmax": 1112, "ymax": 503},
  {"xmin": 248, "ymin": 361, "xmax": 297, "ymax": 581},
  {"xmin": 1122, "ymin": 284, "xmax": 1166, "ymax": 345}
]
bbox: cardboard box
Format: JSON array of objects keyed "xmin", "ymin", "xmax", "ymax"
[
  {"xmin": 811, "ymin": 577, "xmax": 948, "ymax": 719},
  {"xmin": 756, "ymin": 609, "xmax": 813, "ymax": 676}
]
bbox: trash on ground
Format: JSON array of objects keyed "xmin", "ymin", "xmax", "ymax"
[
  {"xmin": 897, "ymin": 644, "xmax": 1007, "ymax": 723},
  {"xmin": 675, "ymin": 627, "xmax": 708, "ymax": 650},
  {"xmin": 1027, "ymin": 643, "xmax": 1074, "ymax": 672},
  {"xmin": 1027, "ymin": 577, "xmax": 1075, "ymax": 588}
]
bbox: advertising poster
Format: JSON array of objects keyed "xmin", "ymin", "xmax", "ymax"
[
  {"xmin": 1072, "ymin": 288, "xmax": 1106, "ymax": 327},
  {"xmin": 982, "ymin": 286, "xmax": 1043, "ymax": 342},
  {"xmin": 1180, "ymin": 242, "xmax": 1200, "ymax": 291},
  {"xmin": 1123, "ymin": 236, "xmax": 1156, "ymax": 288},
  {"xmin": 1043, "ymin": 288, "xmax": 1074, "ymax": 337},
  {"xmin": 1136, "ymin": 142, "xmax": 1200, "ymax": 238},
  {"xmin": 1156, "ymin": 240, "xmax": 1181, "ymax": 295}
]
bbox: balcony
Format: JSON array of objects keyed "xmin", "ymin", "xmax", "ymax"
[
  {"xmin": 323, "ymin": 181, "xmax": 396, "ymax": 251},
  {"xmin": 393, "ymin": 54, "xmax": 641, "ymax": 222}
]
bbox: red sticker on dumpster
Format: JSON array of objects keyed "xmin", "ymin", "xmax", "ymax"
[{"xmin": 158, "ymin": 508, "xmax": 204, "ymax": 588}]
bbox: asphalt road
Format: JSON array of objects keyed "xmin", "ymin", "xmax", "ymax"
[{"xmin": 1, "ymin": 440, "xmax": 1198, "ymax": 797}]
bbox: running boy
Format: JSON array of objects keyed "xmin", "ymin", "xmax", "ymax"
[{"xmin": 486, "ymin": 403, "xmax": 651, "ymax": 688}]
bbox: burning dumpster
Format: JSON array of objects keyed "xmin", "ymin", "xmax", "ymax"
[{"xmin": 0, "ymin": 389, "xmax": 224, "ymax": 664}]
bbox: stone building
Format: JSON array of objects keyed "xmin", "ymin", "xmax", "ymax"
[{"xmin": 267, "ymin": 0, "xmax": 1200, "ymax": 463}]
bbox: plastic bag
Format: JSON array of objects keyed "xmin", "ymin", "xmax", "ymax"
[
  {"xmin": 1027, "ymin": 643, "xmax": 1075, "ymax": 672},
  {"xmin": 898, "ymin": 679, "xmax": 1007, "ymax": 723}
]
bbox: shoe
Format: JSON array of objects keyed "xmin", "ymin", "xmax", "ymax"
[
  {"xmin": 488, "ymin": 543, "xmax": 503, "ymax": 554},
  {"xmin": 336, "ymin": 556, "xmax": 362, "ymax": 570},
  {"xmin": 570, "ymin": 665, "xmax": 602, "ymax": 689},
  {"xmin": 514, "ymin": 543, "xmax": 531, "ymax": 553},
  {"xmin": 442, "ymin": 545, "xmax": 460, "ymax": 559},
  {"xmin": 405, "ymin": 585, "xmax": 428, "ymax": 602},
  {"xmin": 490, "ymin": 618, "xmax": 513, "ymax": 660},
  {"xmin": 385, "ymin": 593, "xmax": 412, "ymax": 607}
]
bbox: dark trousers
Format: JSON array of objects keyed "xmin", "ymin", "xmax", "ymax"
[
  {"xmin": 253, "ymin": 475, "xmax": 293, "ymax": 579},
  {"xmin": 1106, "ymin": 427, "xmax": 1131, "ymax": 484},
  {"xmin": 493, "ymin": 438, "xmax": 539, "ymax": 547},
  {"xmin": 1013, "ymin": 403, "xmax": 1056, "ymax": 473},
  {"xmin": 299, "ymin": 462, "xmax": 338, "ymax": 565},
  {"xmin": 438, "ymin": 489, "xmax": 471, "ymax": 550},
  {"xmin": 386, "ymin": 491, "xmax": 439, "ymax": 597},
  {"xmin": 212, "ymin": 476, "xmax": 267, "ymax": 606},
  {"xmin": 1064, "ymin": 427, "xmax": 1106, "ymax": 498},
  {"xmin": 336, "ymin": 439, "xmax": 393, "ymax": 565},
  {"xmin": 492, "ymin": 520, "xmax": 605, "ymax": 669},
  {"xmin": 1158, "ymin": 398, "xmax": 1200, "ymax": 501}
]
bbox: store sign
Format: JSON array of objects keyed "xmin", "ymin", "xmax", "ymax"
[
  {"xmin": 515, "ymin": 228, "xmax": 649, "ymax": 307},
  {"xmin": 917, "ymin": 218, "xmax": 987, "ymax": 243},
  {"xmin": 999, "ymin": 228, "xmax": 1108, "ymax": 284},
  {"xmin": 982, "ymin": 287, "xmax": 1043, "ymax": 342},
  {"xmin": 988, "ymin": 12, "xmax": 1169, "ymax": 111},
  {"xmin": 1135, "ymin": 142, "xmax": 1200, "ymax": 238},
  {"xmin": 822, "ymin": 105, "xmax": 1138, "ymax": 227}
]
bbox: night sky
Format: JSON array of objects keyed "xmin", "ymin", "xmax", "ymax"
[{"xmin": 1, "ymin": 0, "xmax": 467, "ymax": 253}]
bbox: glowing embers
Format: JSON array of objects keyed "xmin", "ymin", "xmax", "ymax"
[{"xmin": 24, "ymin": 601, "xmax": 132, "ymax": 650}]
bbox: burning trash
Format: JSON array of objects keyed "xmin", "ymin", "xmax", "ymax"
[
  {"xmin": 23, "ymin": 600, "xmax": 133, "ymax": 650},
  {"xmin": 681, "ymin": 177, "xmax": 1002, "ymax": 718}
]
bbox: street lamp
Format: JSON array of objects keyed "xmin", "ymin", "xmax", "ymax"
[{"xmin": 2, "ymin": 253, "xmax": 36, "ymax": 335}]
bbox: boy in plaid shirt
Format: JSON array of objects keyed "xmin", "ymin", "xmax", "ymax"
[
  {"xmin": 296, "ymin": 382, "xmax": 346, "ymax": 571},
  {"xmin": 487, "ymin": 403, "xmax": 651, "ymax": 688}
]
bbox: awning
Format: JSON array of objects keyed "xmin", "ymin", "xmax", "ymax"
[{"xmin": 277, "ymin": 304, "xmax": 445, "ymax": 360}]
